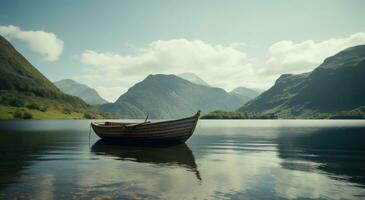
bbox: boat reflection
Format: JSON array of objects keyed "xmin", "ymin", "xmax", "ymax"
[{"xmin": 91, "ymin": 140, "xmax": 202, "ymax": 181}]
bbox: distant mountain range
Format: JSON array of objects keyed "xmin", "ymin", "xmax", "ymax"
[
  {"xmin": 239, "ymin": 45, "xmax": 365, "ymax": 119},
  {"xmin": 54, "ymin": 79, "xmax": 108, "ymax": 105},
  {"xmin": 178, "ymin": 72, "xmax": 210, "ymax": 86},
  {"xmin": 230, "ymin": 87, "xmax": 261, "ymax": 100},
  {"xmin": 98, "ymin": 74, "xmax": 250, "ymax": 119},
  {"xmin": 0, "ymin": 33, "xmax": 261, "ymax": 120},
  {"xmin": 0, "ymin": 35, "xmax": 104, "ymax": 119}
]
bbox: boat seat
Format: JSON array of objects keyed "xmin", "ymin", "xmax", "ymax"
[{"xmin": 124, "ymin": 121, "xmax": 151, "ymax": 128}]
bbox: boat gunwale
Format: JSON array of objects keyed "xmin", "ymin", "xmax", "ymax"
[{"xmin": 92, "ymin": 111, "xmax": 200, "ymax": 128}]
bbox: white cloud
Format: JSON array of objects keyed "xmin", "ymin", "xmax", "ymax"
[
  {"xmin": 78, "ymin": 39, "xmax": 266, "ymax": 102},
  {"xmin": 0, "ymin": 25, "xmax": 63, "ymax": 61},
  {"xmin": 262, "ymin": 32, "xmax": 365, "ymax": 76}
]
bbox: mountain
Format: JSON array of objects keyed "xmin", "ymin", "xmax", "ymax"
[
  {"xmin": 230, "ymin": 87, "xmax": 262, "ymax": 100},
  {"xmin": 99, "ymin": 74, "xmax": 246, "ymax": 119},
  {"xmin": 54, "ymin": 79, "xmax": 108, "ymax": 105},
  {"xmin": 0, "ymin": 35, "xmax": 104, "ymax": 119},
  {"xmin": 239, "ymin": 45, "xmax": 365, "ymax": 119},
  {"xmin": 178, "ymin": 73, "xmax": 255, "ymax": 105},
  {"xmin": 178, "ymin": 72, "xmax": 210, "ymax": 86},
  {"xmin": 97, "ymin": 102, "xmax": 145, "ymax": 119}
]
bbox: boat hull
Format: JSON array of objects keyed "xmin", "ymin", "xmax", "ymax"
[{"xmin": 91, "ymin": 111, "xmax": 200, "ymax": 144}]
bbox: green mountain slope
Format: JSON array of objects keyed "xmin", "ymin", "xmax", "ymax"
[
  {"xmin": 97, "ymin": 102, "xmax": 146, "ymax": 119},
  {"xmin": 0, "ymin": 36, "xmax": 60, "ymax": 96},
  {"xmin": 100, "ymin": 74, "xmax": 246, "ymax": 119},
  {"xmin": 54, "ymin": 79, "xmax": 108, "ymax": 105},
  {"xmin": 0, "ymin": 35, "xmax": 104, "ymax": 119},
  {"xmin": 239, "ymin": 45, "xmax": 365, "ymax": 119}
]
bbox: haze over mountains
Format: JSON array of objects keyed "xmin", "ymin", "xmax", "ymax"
[
  {"xmin": 178, "ymin": 72, "xmax": 210, "ymax": 86},
  {"xmin": 230, "ymin": 87, "xmax": 261, "ymax": 100},
  {"xmin": 239, "ymin": 45, "xmax": 365, "ymax": 118},
  {"xmin": 54, "ymin": 79, "xmax": 108, "ymax": 105},
  {"xmin": 0, "ymin": 35, "xmax": 104, "ymax": 119}
]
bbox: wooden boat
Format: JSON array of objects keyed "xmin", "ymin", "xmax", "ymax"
[{"xmin": 91, "ymin": 111, "xmax": 200, "ymax": 144}]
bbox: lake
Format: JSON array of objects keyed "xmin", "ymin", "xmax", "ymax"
[{"xmin": 0, "ymin": 120, "xmax": 365, "ymax": 200}]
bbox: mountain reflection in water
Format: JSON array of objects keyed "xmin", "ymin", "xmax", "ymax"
[{"xmin": 277, "ymin": 127, "xmax": 365, "ymax": 186}]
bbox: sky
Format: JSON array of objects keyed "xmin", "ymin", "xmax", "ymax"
[{"xmin": 1, "ymin": 0, "xmax": 365, "ymax": 102}]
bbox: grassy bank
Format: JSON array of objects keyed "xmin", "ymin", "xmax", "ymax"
[{"xmin": 0, "ymin": 90, "xmax": 107, "ymax": 120}]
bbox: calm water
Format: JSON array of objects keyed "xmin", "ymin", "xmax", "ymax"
[{"xmin": 1, "ymin": 120, "xmax": 365, "ymax": 200}]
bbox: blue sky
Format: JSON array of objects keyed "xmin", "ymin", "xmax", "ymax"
[{"xmin": 1, "ymin": 0, "xmax": 365, "ymax": 101}]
